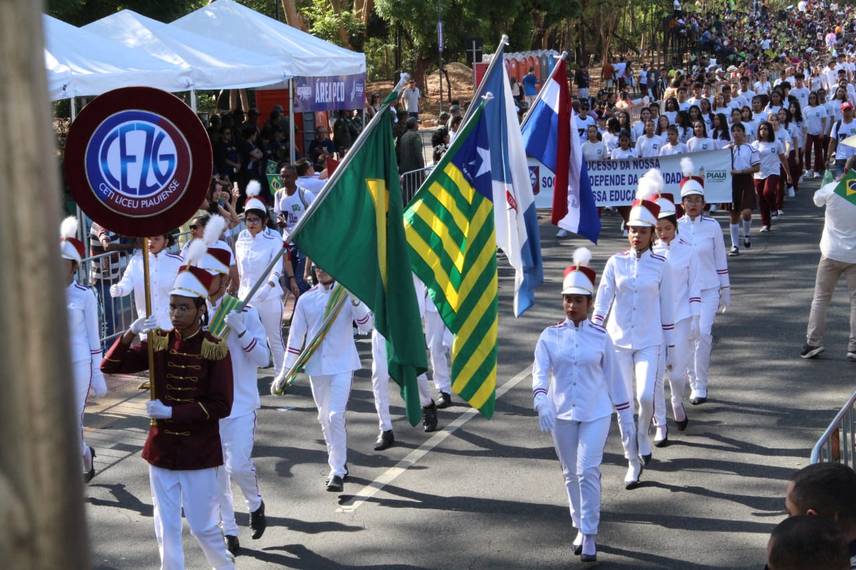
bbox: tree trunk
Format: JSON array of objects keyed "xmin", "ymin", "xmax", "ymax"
[
  {"xmin": 281, "ymin": 0, "xmax": 306, "ymax": 30},
  {"xmin": 354, "ymin": 0, "xmax": 373, "ymax": 25},
  {"xmin": 0, "ymin": 1, "xmax": 90, "ymax": 568}
]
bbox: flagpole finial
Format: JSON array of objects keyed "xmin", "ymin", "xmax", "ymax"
[
  {"xmin": 500, "ymin": 34, "xmax": 509, "ymax": 46},
  {"xmin": 481, "ymin": 92, "xmax": 495, "ymax": 104},
  {"xmin": 559, "ymin": 51, "xmax": 569, "ymax": 60}
]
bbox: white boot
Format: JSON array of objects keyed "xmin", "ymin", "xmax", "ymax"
[{"xmin": 624, "ymin": 459, "xmax": 643, "ymax": 489}]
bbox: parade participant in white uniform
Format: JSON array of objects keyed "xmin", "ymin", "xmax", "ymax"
[
  {"xmin": 236, "ymin": 180, "xmax": 286, "ymax": 379},
  {"xmin": 422, "ymin": 279, "xmax": 453, "ymax": 407},
  {"xmin": 727, "ymin": 123, "xmax": 761, "ymax": 255},
  {"xmin": 102, "ymin": 244, "xmax": 235, "ymax": 570},
  {"xmin": 198, "ymin": 217, "xmax": 270, "ymax": 556},
  {"xmin": 649, "ymin": 191, "xmax": 701, "ymax": 445},
  {"xmin": 532, "ymin": 248, "xmax": 634, "ymax": 564},
  {"xmin": 634, "ymin": 119, "xmax": 664, "ymax": 157},
  {"xmin": 110, "ymin": 233, "xmax": 182, "ymax": 332},
  {"xmin": 659, "ymin": 125, "xmax": 688, "ymax": 156},
  {"xmin": 687, "ymin": 121, "xmax": 718, "ymax": 152},
  {"xmin": 280, "ymin": 265, "xmax": 372, "ymax": 492},
  {"xmin": 678, "ymin": 159, "xmax": 731, "ymax": 405},
  {"xmin": 593, "ymin": 177, "xmax": 674, "ymax": 466},
  {"xmin": 61, "ymin": 217, "xmax": 107, "ymax": 481}
]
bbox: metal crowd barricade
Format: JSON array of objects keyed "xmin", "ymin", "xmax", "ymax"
[
  {"xmin": 810, "ymin": 390, "xmax": 856, "ymax": 469},
  {"xmin": 400, "ymin": 165, "xmax": 434, "ymax": 205}
]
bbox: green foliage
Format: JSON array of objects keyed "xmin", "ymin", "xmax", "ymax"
[
  {"xmin": 45, "ymin": 0, "xmax": 208, "ymax": 25},
  {"xmin": 300, "ymin": 0, "xmax": 365, "ymax": 48}
]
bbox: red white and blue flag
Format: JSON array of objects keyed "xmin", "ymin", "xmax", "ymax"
[{"xmin": 521, "ymin": 60, "xmax": 600, "ymax": 244}]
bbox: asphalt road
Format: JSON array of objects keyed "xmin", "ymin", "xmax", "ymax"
[{"xmin": 83, "ymin": 174, "xmax": 856, "ymax": 569}]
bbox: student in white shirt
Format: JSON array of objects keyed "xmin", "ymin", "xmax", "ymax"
[
  {"xmin": 581, "ymin": 125, "xmax": 607, "ymax": 161},
  {"xmin": 630, "ymin": 108, "xmax": 652, "ymax": 143},
  {"xmin": 754, "ymin": 72, "xmax": 772, "ymax": 96},
  {"xmin": 790, "ymin": 73, "xmax": 811, "ymax": 111},
  {"xmin": 687, "ymin": 121, "xmax": 717, "ymax": 152},
  {"xmin": 751, "ymin": 121, "xmax": 792, "ymax": 232},
  {"xmin": 659, "ymin": 125, "xmax": 688, "ymax": 156},
  {"xmin": 827, "ymin": 101, "xmax": 856, "ymax": 173},
  {"xmin": 764, "ymin": 90, "xmax": 786, "ymax": 118},
  {"xmin": 602, "ymin": 118, "xmax": 621, "ymax": 154},
  {"xmin": 771, "ymin": 112, "xmax": 795, "ymax": 214},
  {"xmin": 804, "ymin": 91, "xmax": 829, "ymax": 178},
  {"xmin": 727, "ymin": 123, "xmax": 761, "ymax": 254},
  {"xmin": 610, "ymin": 131, "xmax": 637, "ymax": 160},
  {"xmin": 782, "ymin": 105, "xmax": 805, "ymax": 199},
  {"xmin": 635, "ymin": 119, "xmax": 664, "ymax": 157}
]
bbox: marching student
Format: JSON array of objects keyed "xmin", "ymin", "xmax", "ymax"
[
  {"xmin": 110, "ymin": 232, "xmax": 182, "ymax": 333},
  {"xmin": 277, "ymin": 265, "xmax": 372, "ymax": 493},
  {"xmin": 751, "ymin": 121, "xmax": 792, "ymax": 232},
  {"xmin": 199, "ymin": 217, "xmax": 270, "ymax": 556},
  {"xmin": 687, "ymin": 120, "xmax": 718, "ymax": 152},
  {"xmin": 101, "ymin": 243, "xmax": 235, "ymax": 570},
  {"xmin": 727, "ymin": 123, "xmax": 761, "ymax": 256},
  {"xmin": 650, "ymin": 190, "xmax": 701, "ymax": 445},
  {"xmin": 61, "ymin": 217, "xmax": 107, "ymax": 482},
  {"xmin": 658, "ymin": 125, "xmax": 688, "ymax": 156},
  {"xmin": 532, "ymin": 248, "xmax": 635, "ymax": 563},
  {"xmin": 677, "ymin": 159, "xmax": 731, "ymax": 405},
  {"xmin": 593, "ymin": 177, "xmax": 674, "ymax": 467},
  {"xmin": 235, "ymin": 180, "xmax": 286, "ymax": 380},
  {"xmin": 634, "ymin": 119, "xmax": 664, "ymax": 157}
]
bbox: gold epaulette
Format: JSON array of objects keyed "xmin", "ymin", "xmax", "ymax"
[
  {"xmin": 150, "ymin": 329, "xmax": 169, "ymax": 353},
  {"xmin": 201, "ymin": 333, "xmax": 228, "ymax": 361}
]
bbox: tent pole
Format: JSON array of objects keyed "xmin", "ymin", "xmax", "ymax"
[
  {"xmin": 190, "ymin": 89, "xmax": 197, "ymax": 112},
  {"xmin": 289, "ymin": 78, "xmax": 296, "ymax": 163},
  {"xmin": 70, "ymin": 97, "xmax": 77, "ymax": 121}
]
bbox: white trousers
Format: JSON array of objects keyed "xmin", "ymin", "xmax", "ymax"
[
  {"xmin": 256, "ymin": 296, "xmax": 285, "ymax": 376},
  {"xmin": 218, "ymin": 412, "xmax": 262, "ymax": 536},
  {"xmin": 654, "ymin": 317, "xmax": 692, "ymax": 426},
  {"xmin": 72, "ymin": 359, "xmax": 92, "ymax": 461},
  {"xmin": 552, "ymin": 416, "xmax": 611, "ymax": 536},
  {"xmin": 371, "ymin": 331, "xmax": 432, "ymax": 431},
  {"xmin": 424, "ymin": 310, "xmax": 452, "ymax": 393},
  {"xmin": 614, "ymin": 344, "xmax": 661, "ymax": 457},
  {"xmin": 690, "ymin": 288, "xmax": 719, "ymax": 395},
  {"xmin": 148, "ymin": 465, "xmax": 235, "ymax": 570},
  {"xmin": 309, "ymin": 372, "xmax": 352, "ymax": 477}
]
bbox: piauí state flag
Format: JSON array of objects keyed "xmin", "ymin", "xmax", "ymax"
[
  {"xmin": 473, "ymin": 46, "xmax": 543, "ymax": 317},
  {"xmin": 292, "ymin": 104, "xmax": 427, "ymax": 426},
  {"xmin": 521, "ymin": 59, "xmax": 600, "ymax": 244}
]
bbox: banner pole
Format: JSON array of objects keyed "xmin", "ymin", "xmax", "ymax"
[{"xmin": 141, "ymin": 238, "xmax": 156, "ymax": 412}]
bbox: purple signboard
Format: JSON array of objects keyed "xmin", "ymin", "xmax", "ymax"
[{"xmin": 293, "ymin": 73, "xmax": 366, "ymax": 113}]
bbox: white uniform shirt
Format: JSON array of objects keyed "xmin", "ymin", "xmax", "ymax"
[
  {"xmin": 654, "ymin": 237, "xmax": 701, "ymax": 323},
  {"xmin": 814, "ymin": 181, "xmax": 856, "ymax": 263},
  {"xmin": 273, "ymin": 188, "xmax": 316, "ymax": 233},
  {"xmin": 581, "ymin": 140, "xmax": 607, "ymax": 161},
  {"xmin": 592, "ymin": 249, "xmax": 675, "ymax": 350},
  {"xmin": 790, "ymin": 87, "xmax": 810, "ymax": 110},
  {"xmin": 804, "ymin": 104, "xmax": 829, "ymax": 136},
  {"xmin": 235, "ymin": 228, "xmax": 284, "ymax": 302},
  {"xmin": 659, "ymin": 141, "xmax": 687, "ymax": 156},
  {"xmin": 826, "ymin": 101, "xmax": 843, "ymax": 132},
  {"xmin": 677, "ymin": 215, "xmax": 730, "ymax": 291},
  {"xmin": 831, "ymin": 118, "xmax": 856, "ymax": 160},
  {"xmin": 532, "ymin": 319, "xmax": 629, "ymax": 422},
  {"xmin": 574, "ymin": 115, "xmax": 596, "ymax": 139},
  {"xmin": 752, "ymin": 139, "xmax": 786, "ymax": 179},
  {"xmin": 284, "ymin": 283, "xmax": 372, "ymax": 375},
  {"xmin": 610, "ymin": 146, "xmax": 637, "ymax": 160},
  {"xmin": 687, "ymin": 136, "xmax": 717, "ymax": 152},
  {"xmin": 210, "ymin": 299, "xmax": 270, "ymax": 418},
  {"xmin": 753, "ymin": 81, "xmax": 772, "ymax": 95},
  {"xmin": 113, "ymin": 249, "xmax": 182, "ymax": 330},
  {"xmin": 635, "ymin": 134, "xmax": 664, "ymax": 157},
  {"xmin": 67, "ymin": 282, "xmax": 101, "ymax": 364},
  {"xmin": 297, "ymin": 175, "xmax": 326, "ymax": 194},
  {"xmin": 602, "ymin": 131, "xmax": 619, "ymax": 153},
  {"xmin": 730, "ymin": 142, "xmax": 760, "ymax": 171}
]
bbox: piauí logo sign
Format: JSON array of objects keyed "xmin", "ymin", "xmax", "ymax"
[{"xmin": 84, "ymin": 110, "xmax": 192, "ymax": 218}]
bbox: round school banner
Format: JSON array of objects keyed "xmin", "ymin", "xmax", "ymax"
[
  {"xmin": 530, "ymin": 149, "xmax": 732, "ymax": 209},
  {"xmin": 64, "ymin": 87, "xmax": 212, "ymax": 237}
]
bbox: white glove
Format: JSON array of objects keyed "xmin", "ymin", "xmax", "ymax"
[
  {"xmin": 271, "ymin": 371, "xmax": 288, "ymax": 396},
  {"xmin": 689, "ymin": 315, "xmax": 700, "ymax": 340},
  {"xmin": 146, "ymin": 399, "xmax": 172, "ymax": 419},
  {"xmin": 224, "ymin": 310, "xmax": 245, "ymax": 335},
  {"xmin": 534, "ymin": 393, "xmax": 556, "ymax": 433},
  {"xmin": 130, "ymin": 315, "xmax": 158, "ymax": 335},
  {"xmin": 109, "ymin": 284, "xmax": 123, "ymax": 298},
  {"xmin": 718, "ymin": 287, "xmax": 731, "ymax": 314},
  {"xmin": 90, "ymin": 367, "xmax": 107, "ymax": 398}
]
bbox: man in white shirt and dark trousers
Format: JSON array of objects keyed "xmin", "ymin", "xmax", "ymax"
[
  {"xmin": 274, "ymin": 163, "xmax": 315, "ymax": 295},
  {"xmin": 801, "ymin": 156, "xmax": 856, "ymax": 362}
]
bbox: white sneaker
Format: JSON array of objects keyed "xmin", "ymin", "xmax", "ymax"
[
  {"xmin": 556, "ymin": 228, "xmax": 570, "ymax": 238},
  {"xmin": 777, "ymin": 209, "xmax": 784, "ymax": 217},
  {"xmin": 624, "ymin": 460, "xmax": 643, "ymax": 489},
  {"xmin": 573, "ymin": 531, "xmax": 584, "ymax": 550},
  {"xmin": 787, "ymin": 186, "xmax": 795, "ymax": 198},
  {"xmin": 806, "ymin": 170, "xmax": 814, "ymax": 179},
  {"xmin": 760, "ymin": 225, "xmax": 770, "ymax": 232},
  {"xmin": 654, "ymin": 426, "xmax": 669, "ymax": 446}
]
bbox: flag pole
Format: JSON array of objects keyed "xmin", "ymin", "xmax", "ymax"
[
  {"xmin": 461, "ymin": 34, "xmax": 508, "ymax": 124},
  {"xmin": 519, "ymin": 51, "xmax": 568, "ymax": 129},
  {"xmin": 235, "ymin": 74, "xmax": 411, "ymax": 311}
]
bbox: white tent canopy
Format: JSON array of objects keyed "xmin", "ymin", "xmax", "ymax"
[
  {"xmin": 172, "ymin": 0, "xmax": 365, "ymax": 79},
  {"xmin": 83, "ymin": 10, "xmax": 289, "ymax": 91},
  {"xmin": 43, "ymin": 14, "xmax": 191, "ymax": 100}
]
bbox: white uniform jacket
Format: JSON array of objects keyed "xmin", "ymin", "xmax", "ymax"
[
  {"xmin": 211, "ymin": 300, "xmax": 269, "ymax": 419},
  {"xmin": 654, "ymin": 237, "xmax": 702, "ymax": 323},
  {"xmin": 284, "ymin": 283, "xmax": 372, "ymax": 376},
  {"xmin": 235, "ymin": 228, "xmax": 283, "ymax": 302},
  {"xmin": 532, "ymin": 319, "xmax": 631, "ymax": 422},
  {"xmin": 113, "ymin": 250, "xmax": 182, "ymax": 330},
  {"xmin": 677, "ymin": 215, "xmax": 730, "ymax": 291},
  {"xmin": 592, "ymin": 249, "xmax": 675, "ymax": 349},
  {"xmin": 67, "ymin": 282, "xmax": 101, "ymax": 364}
]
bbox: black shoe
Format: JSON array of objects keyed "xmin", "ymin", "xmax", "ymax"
[
  {"xmin": 326, "ymin": 475, "xmax": 344, "ymax": 493},
  {"xmin": 800, "ymin": 343, "xmax": 825, "ymax": 359},
  {"xmin": 728, "ymin": 246, "xmax": 739, "ymax": 256},
  {"xmin": 225, "ymin": 535, "xmax": 240, "ymax": 556},
  {"xmin": 690, "ymin": 396, "xmax": 707, "ymax": 405},
  {"xmin": 580, "ymin": 551, "xmax": 597, "ymax": 563},
  {"xmin": 574, "ymin": 543, "xmax": 583, "ymax": 556},
  {"xmin": 84, "ymin": 447, "xmax": 96, "ymax": 483},
  {"xmin": 250, "ymin": 500, "xmax": 266, "ymax": 539},
  {"xmin": 744, "ymin": 236, "xmax": 751, "ymax": 248},
  {"xmin": 641, "ymin": 453, "xmax": 652, "ymax": 466},
  {"xmin": 436, "ymin": 391, "xmax": 452, "ymax": 409},
  {"xmin": 654, "ymin": 427, "xmax": 669, "ymax": 448},
  {"xmin": 675, "ymin": 416, "xmax": 689, "ymax": 431},
  {"xmin": 374, "ymin": 430, "xmax": 395, "ymax": 451},
  {"xmin": 422, "ymin": 402, "xmax": 438, "ymax": 432},
  {"xmin": 343, "ymin": 464, "xmax": 349, "ymax": 481}
]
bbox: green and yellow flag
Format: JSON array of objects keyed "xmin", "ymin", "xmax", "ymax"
[
  {"xmin": 292, "ymin": 102, "xmax": 427, "ymax": 426},
  {"xmin": 404, "ymin": 103, "xmax": 499, "ymax": 418},
  {"xmin": 834, "ymin": 170, "xmax": 856, "ymax": 207}
]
